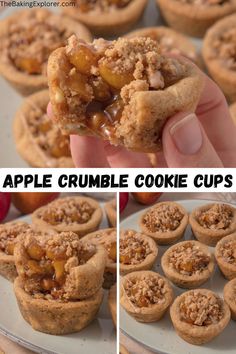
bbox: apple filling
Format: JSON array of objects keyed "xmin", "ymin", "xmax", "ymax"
[
  {"xmin": 169, "ymin": 242, "xmax": 211, "ymax": 275},
  {"xmin": 52, "ymin": 35, "xmax": 186, "ymax": 141},
  {"xmin": 219, "ymin": 239, "xmax": 236, "ymax": 264},
  {"xmin": 119, "ymin": 230, "xmax": 152, "ymax": 265},
  {"xmin": 177, "ymin": 0, "xmax": 230, "ymax": 5},
  {"xmin": 142, "ymin": 204, "xmax": 184, "ymax": 233},
  {"xmin": 197, "ymin": 204, "xmax": 233, "ymax": 230},
  {"xmin": 17, "ymin": 232, "xmax": 95, "ymax": 300},
  {"xmin": 211, "ymin": 28, "xmax": 236, "ymax": 70},
  {"xmin": 37, "ymin": 198, "xmax": 95, "ymax": 226},
  {"xmin": 179, "ymin": 291, "xmax": 223, "ymax": 326},
  {"xmin": 124, "ymin": 274, "xmax": 168, "ymax": 308},
  {"xmin": 78, "ymin": 0, "xmax": 132, "ymax": 12},
  {"xmin": 0, "ymin": 222, "xmax": 30, "ymax": 256}
]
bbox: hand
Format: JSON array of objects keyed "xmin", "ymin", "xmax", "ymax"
[{"xmin": 47, "ymin": 74, "xmax": 236, "ymax": 168}]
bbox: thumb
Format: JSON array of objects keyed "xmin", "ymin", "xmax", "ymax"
[{"xmin": 162, "ymin": 112, "xmax": 223, "ymax": 167}]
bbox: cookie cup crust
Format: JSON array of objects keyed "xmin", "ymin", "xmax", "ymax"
[
  {"xmin": 13, "ymin": 90, "xmax": 74, "ymax": 168},
  {"xmin": 0, "ymin": 252, "xmax": 17, "ymax": 282},
  {"xmin": 104, "ymin": 199, "xmax": 116, "ymax": 227},
  {"xmin": 170, "ymin": 289, "xmax": 231, "ymax": 345},
  {"xmin": 224, "ymin": 278, "xmax": 236, "ymax": 320},
  {"xmin": 108, "ymin": 283, "xmax": 117, "ymax": 327},
  {"xmin": 189, "ymin": 203, "xmax": 236, "ymax": 246},
  {"xmin": 202, "ymin": 14, "xmax": 236, "ymax": 103},
  {"xmin": 0, "ymin": 9, "xmax": 92, "ymax": 96},
  {"xmin": 215, "ymin": 233, "xmax": 236, "ymax": 280},
  {"xmin": 14, "ymin": 277, "xmax": 103, "ymax": 334},
  {"xmin": 161, "ymin": 240, "xmax": 214, "ymax": 289},
  {"xmin": 139, "ymin": 202, "xmax": 188, "ymax": 245},
  {"xmin": 156, "ymin": 0, "xmax": 236, "ymax": 38},
  {"xmin": 120, "ymin": 230, "xmax": 158, "ymax": 275},
  {"xmin": 62, "ymin": 0, "xmax": 147, "ymax": 36},
  {"xmin": 32, "ymin": 196, "xmax": 103, "ymax": 237},
  {"xmin": 120, "ymin": 270, "xmax": 174, "ymax": 323}
]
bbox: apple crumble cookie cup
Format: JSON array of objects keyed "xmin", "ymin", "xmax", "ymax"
[
  {"xmin": 161, "ymin": 240, "xmax": 214, "ymax": 289},
  {"xmin": 32, "ymin": 196, "xmax": 103, "ymax": 237},
  {"xmin": 0, "ymin": 9, "xmax": 92, "ymax": 96},
  {"xmin": 14, "ymin": 90, "xmax": 73, "ymax": 168},
  {"xmin": 170, "ymin": 289, "xmax": 231, "ymax": 345},
  {"xmin": 120, "ymin": 270, "xmax": 174, "ymax": 322},
  {"xmin": 119, "ymin": 229, "xmax": 158, "ymax": 275},
  {"xmin": 0, "ymin": 221, "xmax": 30, "ymax": 282},
  {"xmin": 83, "ymin": 228, "xmax": 117, "ymax": 288},
  {"xmin": 104, "ymin": 198, "xmax": 116, "ymax": 227},
  {"xmin": 203, "ymin": 14, "xmax": 236, "ymax": 102},
  {"xmin": 139, "ymin": 202, "xmax": 188, "ymax": 245},
  {"xmin": 215, "ymin": 233, "xmax": 236, "ymax": 279},
  {"xmin": 156, "ymin": 0, "xmax": 236, "ymax": 38},
  {"xmin": 223, "ymin": 278, "xmax": 236, "ymax": 320},
  {"xmin": 47, "ymin": 36, "xmax": 203, "ymax": 153},
  {"xmin": 62, "ymin": 0, "xmax": 148, "ymax": 36},
  {"xmin": 189, "ymin": 203, "xmax": 236, "ymax": 246}
]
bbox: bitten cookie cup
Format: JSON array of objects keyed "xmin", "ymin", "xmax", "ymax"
[
  {"xmin": 14, "ymin": 277, "xmax": 103, "ymax": 335},
  {"xmin": 62, "ymin": 0, "xmax": 148, "ymax": 36},
  {"xmin": 170, "ymin": 289, "xmax": 231, "ymax": 345},
  {"xmin": 156, "ymin": 0, "xmax": 236, "ymax": 38},
  {"xmin": 139, "ymin": 201, "xmax": 189, "ymax": 245},
  {"xmin": 47, "ymin": 36, "xmax": 203, "ymax": 153},
  {"xmin": 224, "ymin": 278, "xmax": 236, "ymax": 320},
  {"xmin": 161, "ymin": 240, "xmax": 215, "ymax": 289},
  {"xmin": 215, "ymin": 233, "xmax": 236, "ymax": 280},
  {"xmin": 120, "ymin": 270, "xmax": 174, "ymax": 323},
  {"xmin": 0, "ymin": 9, "xmax": 92, "ymax": 96},
  {"xmin": 13, "ymin": 90, "xmax": 74, "ymax": 168},
  {"xmin": 189, "ymin": 203, "xmax": 236, "ymax": 246},
  {"xmin": 202, "ymin": 14, "xmax": 236, "ymax": 103}
]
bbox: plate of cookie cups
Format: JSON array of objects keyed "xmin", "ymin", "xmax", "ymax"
[{"xmin": 120, "ymin": 199, "xmax": 236, "ymax": 354}]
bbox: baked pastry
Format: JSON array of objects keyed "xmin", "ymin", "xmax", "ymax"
[
  {"xmin": 120, "ymin": 229, "xmax": 158, "ymax": 275},
  {"xmin": 189, "ymin": 203, "xmax": 236, "ymax": 246},
  {"xmin": 32, "ymin": 196, "xmax": 103, "ymax": 237},
  {"xmin": 14, "ymin": 90, "xmax": 73, "ymax": 168},
  {"xmin": 62, "ymin": 0, "xmax": 148, "ymax": 36},
  {"xmin": 157, "ymin": 0, "xmax": 236, "ymax": 38},
  {"xmin": 170, "ymin": 289, "xmax": 231, "ymax": 344},
  {"xmin": 125, "ymin": 26, "xmax": 200, "ymax": 66},
  {"xmin": 161, "ymin": 240, "xmax": 214, "ymax": 289},
  {"xmin": 0, "ymin": 9, "xmax": 92, "ymax": 96},
  {"xmin": 139, "ymin": 202, "xmax": 188, "ymax": 245},
  {"xmin": 104, "ymin": 198, "xmax": 116, "ymax": 227},
  {"xmin": 108, "ymin": 283, "xmax": 117, "ymax": 327},
  {"xmin": 0, "ymin": 221, "xmax": 30, "ymax": 281},
  {"xmin": 120, "ymin": 270, "xmax": 174, "ymax": 322},
  {"xmin": 223, "ymin": 278, "xmax": 236, "ymax": 320},
  {"xmin": 230, "ymin": 102, "xmax": 236, "ymax": 125},
  {"xmin": 215, "ymin": 233, "xmax": 236, "ymax": 279},
  {"xmin": 48, "ymin": 36, "xmax": 203, "ymax": 153},
  {"xmin": 82, "ymin": 228, "xmax": 117, "ymax": 288},
  {"xmin": 203, "ymin": 14, "xmax": 236, "ymax": 102},
  {"xmin": 14, "ymin": 231, "xmax": 106, "ymax": 334}
]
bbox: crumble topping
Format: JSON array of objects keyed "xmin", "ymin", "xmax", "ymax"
[
  {"xmin": 197, "ymin": 204, "xmax": 233, "ymax": 230},
  {"xmin": 124, "ymin": 274, "xmax": 168, "ymax": 308},
  {"xmin": 142, "ymin": 203, "xmax": 184, "ymax": 233},
  {"xmin": 0, "ymin": 222, "xmax": 30, "ymax": 255},
  {"xmin": 26, "ymin": 101, "xmax": 71, "ymax": 159},
  {"xmin": 120, "ymin": 230, "xmax": 152, "ymax": 265},
  {"xmin": 78, "ymin": 0, "xmax": 131, "ymax": 12},
  {"xmin": 179, "ymin": 291, "xmax": 224, "ymax": 326},
  {"xmin": 169, "ymin": 242, "xmax": 211, "ymax": 275},
  {"xmin": 1, "ymin": 10, "xmax": 73, "ymax": 75},
  {"xmin": 177, "ymin": 0, "xmax": 230, "ymax": 5},
  {"xmin": 17, "ymin": 231, "xmax": 95, "ymax": 301},
  {"xmin": 211, "ymin": 28, "xmax": 236, "ymax": 70},
  {"xmin": 37, "ymin": 198, "xmax": 95, "ymax": 225},
  {"xmin": 219, "ymin": 239, "xmax": 236, "ymax": 264}
]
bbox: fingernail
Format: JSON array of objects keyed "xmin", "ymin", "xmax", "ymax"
[{"xmin": 170, "ymin": 113, "xmax": 203, "ymax": 155}]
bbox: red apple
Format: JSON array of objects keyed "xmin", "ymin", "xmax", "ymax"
[
  {"xmin": 119, "ymin": 193, "xmax": 129, "ymax": 213},
  {"xmin": 0, "ymin": 193, "xmax": 11, "ymax": 221},
  {"xmin": 11, "ymin": 192, "xmax": 60, "ymax": 214},
  {"xmin": 132, "ymin": 192, "xmax": 162, "ymax": 205}
]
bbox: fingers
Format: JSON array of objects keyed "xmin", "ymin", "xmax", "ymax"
[{"xmin": 162, "ymin": 112, "xmax": 224, "ymax": 167}]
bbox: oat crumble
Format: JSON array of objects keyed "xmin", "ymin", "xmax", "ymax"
[
  {"xmin": 0, "ymin": 222, "xmax": 30, "ymax": 255},
  {"xmin": 120, "ymin": 230, "xmax": 152, "ymax": 265},
  {"xmin": 78, "ymin": 0, "xmax": 132, "ymax": 13},
  {"xmin": 197, "ymin": 204, "xmax": 233, "ymax": 230},
  {"xmin": 219, "ymin": 240, "xmax": 236, "ymax": 264}
]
